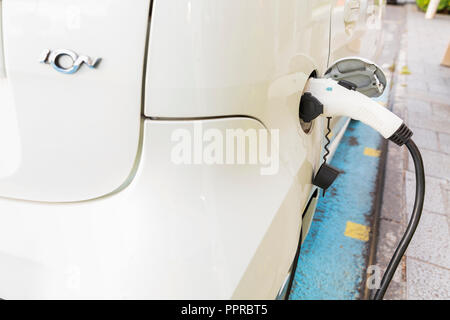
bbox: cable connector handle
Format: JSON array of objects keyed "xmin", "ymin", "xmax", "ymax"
[
  {"xmin": 305, "ymin": 78, "xmax": 404, "ymax": 139},
  {"xmin": 388, "ymin": 123, "xmax": 413, "ymax": 146}
]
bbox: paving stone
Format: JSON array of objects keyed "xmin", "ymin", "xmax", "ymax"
[
  {"xmin": 406, "ymin": 211, "xmax": 450, "ymax": 269},
  {"xmin": 379, "ymin": 4, "xmax": 450, "ymax": 300},
  {"xmin": 382, "ymin": 272, "xmax": 406, "ymax": 300},
  {"xmin": 374, "ymin": 218, "xmax": 406, "ymax": 300},
  {"xmin": 406, "ymin": 258, "xmax": 450, "ymax": 300},
  {"xmin": 406, "ymin": 89, "xmax": 450, "ymax": 108},
  {"xmin": 424, "ymin": 64, "xmax": 450, "ymax": 77},
  {"xmin": 376, "ymin": 219, "xmax": 406, "ymax": 268},
  {"xmin": 407, "ymin": 61, "xmax": 449, "ymax": 77},
  {"xmin": 427, "ymin": 83, "xmax": 449, "ymax": 96},
  {"xmin": 405, "ymin": 98, "xmax": 432, "ymax": 114},
  {"xmin": 404, "ymin": 61, "xmax": 426, "ymax": 75},
  {"xmin": 408, "ymin": 110, "xmax": 450, "ymax": 134},
  {"xmin": 405, "ymin": 171, "xmax": 448, "ymax": 215},
  {"xmin": 405, "ymin": 81, "xmax": 429, "ymax": 92},
  {"xmin": 381, "ymin": 145, "xmax": 406, "ymax": 223},
  {"xmin": 445, "ymin": 77, "xmax": 450, "ymax": 88},
  {"xmin": 431, "ymin": 102, "xmax": 450, "ymax": 120},
  {"xmin": 409, "ymin": 127, "xmax": 439, "ymax": 152},
  {"xmin": 375, "ymin": 4, "xmax": 450, "ymax": 300},
  {"xmin": 407, "ymin": 148, "xmax": 450, "ymax": 180},
  {"xmin": 381, "ymin": 180, "xmax": 404, "ymax": 223},
  {"xmin": 406, "ymin": 74, "xmax": 448, "ymax": 89},
  {"xmin": 438, "ymin": 132, "xmax": 450, "ymax": 154}
]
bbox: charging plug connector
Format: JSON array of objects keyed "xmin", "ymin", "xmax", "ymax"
[
  {"xmin": 299, "ymin": 77, "xmax": 425, "ymax": 301},
  {"xmin": 305, "ymin": 78, "xmax": 404, "ymax": 140}
]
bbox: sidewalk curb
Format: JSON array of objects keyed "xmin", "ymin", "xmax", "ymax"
[{"xmin": 363, "ymin": 14, "xmax": 410, "ymax": 298}]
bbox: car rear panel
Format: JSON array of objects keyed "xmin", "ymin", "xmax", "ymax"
[{"xmin": 0, "ymin": 0, "xmax": 150, "ymax": 202}]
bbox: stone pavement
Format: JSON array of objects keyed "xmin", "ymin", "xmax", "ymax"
[{"xmin": 375, "ymin": 4, "xmax": 450, "ymax": 300}]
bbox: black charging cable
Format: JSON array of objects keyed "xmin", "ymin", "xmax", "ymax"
[
  {"xmin": 372, "ymin": 139, "xmax": 425, "ymax": 299},
  {"xmin": 284, "ymin": 120, "xmax": 424, "ymax": 300}
]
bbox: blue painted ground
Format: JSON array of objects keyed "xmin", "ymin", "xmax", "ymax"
[{"xmin": 289, "ymin": 118, "xmax": 384, "ymax": 300}]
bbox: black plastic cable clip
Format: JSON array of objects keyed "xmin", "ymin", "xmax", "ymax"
[{"xmin": 313, "ymin": 163, "xmax": 340, "ymax": 193}]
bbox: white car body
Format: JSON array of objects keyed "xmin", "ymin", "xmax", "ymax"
[{"xmin": 0, "ymin": 0, "xmax": 383, "ymax": 299}]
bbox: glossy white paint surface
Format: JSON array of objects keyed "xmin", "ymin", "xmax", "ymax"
[
  {"xmin": 0, "ymin": 0, "xmax": 384, "ymax": 299},
  {"xmin": 0, "ymin": 118, "xmax": 319, "ymax": 299},
  {"xmin": 329, "ymin": 0, "xmax": 384, "ymax": 64},
  {"xmin": 143, "ymin": 0, "xmax": 335, "ymax": 298},
  {"xmin": 0, "ymin": 0, "xmax": 150, "ymax": 202},
  {"xmin": 145, "ymin": 0, "xmax": 332, "ymax": 120},
  {"xmin": 0, "ymin": 1, "xmax": 5, "ymax": 78}
]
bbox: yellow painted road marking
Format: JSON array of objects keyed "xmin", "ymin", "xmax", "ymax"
[
  {"xmin": 400, "ymin": 65, "xmax": 411, "ymax": 75},
  {"xmin": 363, "ymin": 147, "xmax": 381, "ymax": 157},
  {"xmin": 344, "ymin": 221, "xmax": 370, "ymax": 242},
  {"xmin": 377, "ymin": 101, "xmax": 387, "ymax": 107}
]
